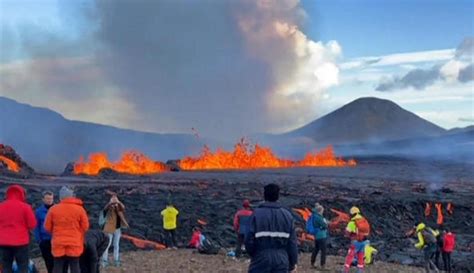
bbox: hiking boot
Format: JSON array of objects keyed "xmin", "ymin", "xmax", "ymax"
[{"xmin": 319, "ymin": 265, "xmax": 330, "ymax": 271}]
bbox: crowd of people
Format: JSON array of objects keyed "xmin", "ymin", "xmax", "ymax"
[{"xmin": 0, "ymin": 183, "xmax": 457, "ymax": 273}]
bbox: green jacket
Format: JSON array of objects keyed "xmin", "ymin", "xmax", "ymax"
[{"xmin": 312, "ymin": 209, "xmax": 328, "ymax": 239}]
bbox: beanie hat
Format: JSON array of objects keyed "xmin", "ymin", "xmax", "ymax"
[{"xmin": 59, "ymin": 186, "xmax": 74, "ymax": 200}]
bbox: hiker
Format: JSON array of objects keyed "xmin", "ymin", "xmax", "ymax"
[
  {"xmin": 245, "ymin": 183, "xmax": 298, "ymax": 273},
  {"xmin": 441, "ymin": 227, "xmax": 455, "ymax": 273},
  {"xmin": 432, "ymin": 225, "xmax": 443, "ymax": 269},
  {"xmin": 0, "ymin": 185, "xmax": 36, "ymax": 273},
  {"xmin": 343, "ymin": 206, "xmax": 370, "ymax": 273},
  {"xmin": 414, "ymin": 223, "xmax": 439, "ymax": 273},
  {"xmin": 308, "ymin": 203, "xmax": 328, "ymax": 270},
  {"xmin": 161, "ymin": 202, "xmax": 179, "ymax": 249},
  {"xmin": 101, "ymin": 194, "xmax": 129, "ymax": 267},
  {"xmin": 44, "ymin": 186, "xmax": 90, "ymax": 273},
  {"xmin": 188, "ymin": 227, "xmax": 205, "ymax": 249},
  {"xmin": 80, "ymin": 230, "xmax": 110, "ymax": 273},
  {"xmin": 233, "ymin": 199, "xmax": 253, "ymax": 257},
  {"xmin": 34, "ymin": 191, "xmax": 55, "ymax": 273}
]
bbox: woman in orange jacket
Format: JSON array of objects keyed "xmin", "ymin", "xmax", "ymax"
[{"xmin": 44, "ymin": 186, "xmax": 89, "ymax": 273}]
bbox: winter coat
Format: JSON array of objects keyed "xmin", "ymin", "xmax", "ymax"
[
  {"xmin": 233, "ymin": 208, "xmax": 253, "ymax": 235},
  {"xmin": 44, "ymin": 197, "xmax": 89, "ymax": 257},
  {"xmin": 0, "ymin": 185, "xmax": 36, "ymax": 246},
  {"xmin": 245, "ymin": 202, "xmax": 298, "ymax": 272},
  {"xmin": 103, "ymin": 202, "xmax": 128, "ymax": 234},
  {"xmin": 34, "ymin": 204, "xmax": 52, "ymax": 243},
  {"xmin": 311, "ymin": 210, "xmax": 328, "ymax": 239}
]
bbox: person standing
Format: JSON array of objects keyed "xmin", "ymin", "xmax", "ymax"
[
  {"xmin": 343, "ymin": 206, "xmax": 371, "ymax": 273},
  {"xmin": 233, "ymin": 199, "xmax": 253, "ymax": 257},
  {"xmin": 414, "ymin": 223, "xmax": 439, "ymax": 273},
  {"xmin": 34, "ymin": 191, "xmax": 55, "ymax": 273},
  {"xmin": 44, "ymin": 186, "xmax": 89, "ymax": 273},
  {"xmin": 441, "ymin": 228, "xmax": 455, "ymax": 273},
  {"xmin": 101, "ymin": 194, "xmax": 128, "ymax": 267},
  {"xmin": 245, "ymin": 183, "xmax": 298, "ymax": 273},
  {"xmin": 0, "ymin": 185, "xmax": 37, "ymax": 273},
  {"xmin": 161, "ymin": 202, "xmax": 179, "ymax": 249},
  {"xmin": 310, "ymin": 203, "xmax": 328, "ymax": 271}
]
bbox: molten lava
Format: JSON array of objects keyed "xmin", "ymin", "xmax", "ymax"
[
  {"xmin": 435, "ymin": 203, "xmax": 444, "ymax": 225},
  {"xmin": 179, "ymin": 139, "xmax": 356, "ymax": 170},
  {"xmin": 73, "ymin": 151, "xmax": 168, "ymax": 175},
  {"xmin": 0, "ymin": 155, "xmax": 20, "ymax": 173}
]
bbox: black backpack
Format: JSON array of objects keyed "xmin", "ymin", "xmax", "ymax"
[{"xmin": 198, "ymin": 237, "xmax": 220, "ymax": 255}]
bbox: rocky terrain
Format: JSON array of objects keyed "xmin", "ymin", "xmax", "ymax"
[{"xmin": 1, "ymin": 157, "xmax": 473, "ymax": 272}]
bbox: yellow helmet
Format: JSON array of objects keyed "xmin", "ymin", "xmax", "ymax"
[
  {"xmin": 416, "ymin": 223, "xmax": 426, "ymax": 232},
  {"xmin": 350, "ymin": 206, "xmax": 360, "ymax": 215}
]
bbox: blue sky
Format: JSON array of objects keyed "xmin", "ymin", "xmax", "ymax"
[
  {"xmin": 302, "ymin": 0, "xmax": 474, "ymax": 57},
  {"xmin": 0, "ymin": 0, "xmax": 473, "ymax": 136}
]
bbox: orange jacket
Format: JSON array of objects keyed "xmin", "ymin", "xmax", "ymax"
[{"xmin": 44, "ymin": 197, "xmax": 89, "ymax": 256}]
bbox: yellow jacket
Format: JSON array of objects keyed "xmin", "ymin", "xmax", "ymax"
[
  {"xmin": 365, "ymin": 244, "xmax": 377, "ymax": 264},
  {"xmin": 161, "ymin": 206, "xmax": 179, "ymax": 230}
]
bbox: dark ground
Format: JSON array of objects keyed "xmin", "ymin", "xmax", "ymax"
[{"xmin": 1, "ymin": 158, "xmax": 473, "ymax": 272}]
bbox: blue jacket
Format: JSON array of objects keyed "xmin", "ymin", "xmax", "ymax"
[
  {"xmin": 311, "ymin": 210, "xmax": 328, "ymax": 239},
  {"xmin": 34, "ymin": 205, "xmax": 51, "ymax": 242},
  {"xmin": 245, "ymin": 202, "xmax": 298, "ymax": 272}
]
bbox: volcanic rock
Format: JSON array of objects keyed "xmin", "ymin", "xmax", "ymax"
[{"xmin": 0, "ymin": 144, "xmax": 35, "ymax": 177}]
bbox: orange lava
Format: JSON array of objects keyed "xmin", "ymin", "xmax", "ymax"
[
  {"xmin": 179, "ymin": 139, "xmax": 356, "ymax": 170},
  {"xmin": 0, "ymin": 155, "xmax": 20, "ymax": 173},
  {"xmin": 73, "ymin": 151, "xmax": 168, "ymax": 175}
]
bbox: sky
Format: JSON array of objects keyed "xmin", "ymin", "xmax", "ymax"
[{"xmin": 0, "ymin": 0, "xmax": 473, "ymax": 140}]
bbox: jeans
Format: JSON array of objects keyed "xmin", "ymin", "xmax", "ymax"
[
  {"xmin": 311, "ymin": 238, "xmax": 327, "ymax": 267},
  {"xmin": 102, "ymin": 229, "xmax": 121, "ymax": 263},
  {"xmin": 1, "ymin": 245, "xmax": 29, "ymax": 273},
  {"xmin": 442, "ymin": 252, "xmax": 452, "ymax": 273}
]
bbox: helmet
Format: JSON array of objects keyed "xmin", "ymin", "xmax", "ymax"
[
  {"xmin": 416, "ymin": 223, "xmax": 426, "ymax": 232},
  {"xmin": 350, "ymin": 206, "xmax": 360, "ymax": 215}
]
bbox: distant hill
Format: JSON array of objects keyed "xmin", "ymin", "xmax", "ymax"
[
  {"xmin": 284, "ymin": 97, "xmax": 447, "ymax": 144},
  {"xmin": 0, "ymin": 97, "xmax": 208, "ymax": 173},
  {"xmin": 447, "ymin": 125, "xmax": 474, "ymax": 135}
]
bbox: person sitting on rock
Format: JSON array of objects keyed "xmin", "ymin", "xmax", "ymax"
[
  {"xmin": 414, "ymin": 223, "xmax": 439, "ymax": 273},
  {"xmin": 343, "ymin": 206, "xmax": 370, "ymax": 273},
  {"xmin": 80, "ymin": 230, "xmax": 110, "ymax": 273},
  {"xmin": 188, "ymin": 227, "xmax": 205, "ymax": 249},
  {"xmin": 44, "ymin": 186, "xmax": 89, "ymax": 273},
  {"xmin": 161, "ymin": 202, "xmax": 179, "ymax": 249},
  {"xmin": 100, "ymin": 194, "xmax": 128, "ymax": 267},
  {"xmin": 233, "ymin": 199, "xmax": 253, "ymax": 257}
]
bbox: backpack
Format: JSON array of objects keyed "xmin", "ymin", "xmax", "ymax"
[
  {"xmin": 198, "ymin": 237, "xmax": 220, "ymax": 255},
  {"xmin": 355, "ymin": 217, "xmax": 371, "ymax": 240},
  {"xmin": 443, "ymin": 233, "xmax": 456, "ymax": 252},
  {"xmin": 422, "ymin": 229, "xmax": 437, "ymax": 245}
]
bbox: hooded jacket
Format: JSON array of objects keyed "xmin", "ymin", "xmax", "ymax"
[
  {"xmin": 34, "ymin": 204, "xmax": 53, "ymax": 243},
  {"xmin": 0, "ymin": 185, "xmax": 36, "ymax": 246},
  {"xmin": 44, "ymin": 197, "xmax": 89, "ymax": 257}
]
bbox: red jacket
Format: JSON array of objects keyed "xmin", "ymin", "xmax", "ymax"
[
  {"xmin": 233, "ymin": 208, "xmax": 253, "ymax": 232},
  {"xmin": 0, "ymin": 185, "xmax": 36, "ymax": 246},
  {"xmin": 443, "ymin": 232, "xmax": 455, "ymax": 253}
]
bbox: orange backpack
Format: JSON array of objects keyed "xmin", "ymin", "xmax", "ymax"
[{"xmin": 355, "ymin": 217, "xmax": 371, "ymax": 240}]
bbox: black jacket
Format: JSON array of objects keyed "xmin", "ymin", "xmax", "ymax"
[
  {"xmin": 80, "ymin": 230, "xmax": 110, "ymax": 273},
  {"xmin": 245, "ymin": 202, "xmax": 298, "ymax": 272}
]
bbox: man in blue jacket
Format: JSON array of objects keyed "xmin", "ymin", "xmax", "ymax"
[
  {"xmin": 245, "ymin": 184, "xmax": 298, "ymax": 273},
  {"xmin": 34, "ymin": 191, "xmax": 55, "ymax": 273}
]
